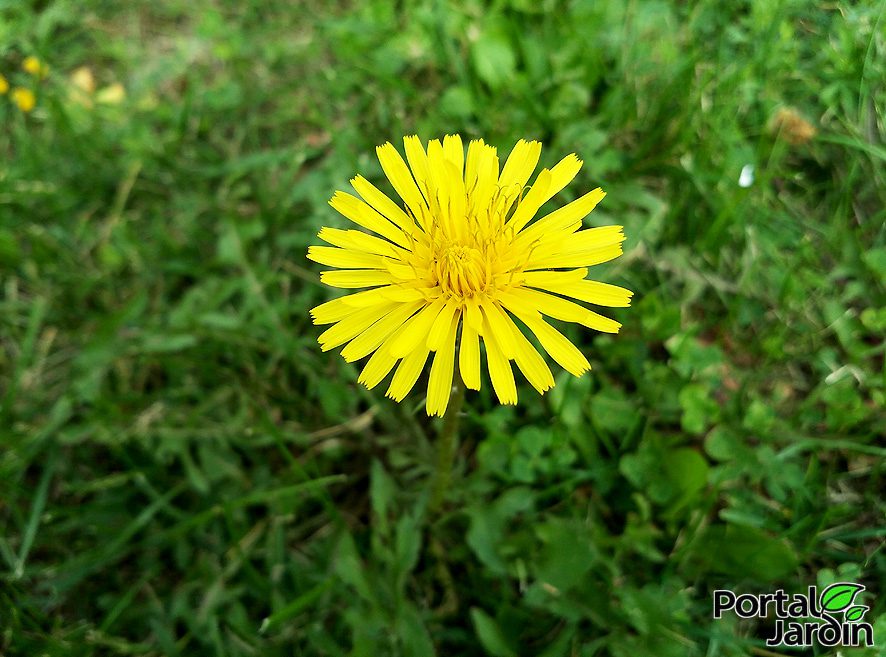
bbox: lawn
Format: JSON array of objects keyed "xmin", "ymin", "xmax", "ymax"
[{"xmin": 1, "ymin": 1, "xmax": 884, "ymax": 655}]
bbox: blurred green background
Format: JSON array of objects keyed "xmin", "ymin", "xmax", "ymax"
[{"xmin": 1, "ymin": 1, "xmax": 884, "ymax": 655}]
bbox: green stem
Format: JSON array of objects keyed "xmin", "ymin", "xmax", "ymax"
[{"xmin": 429, "ymin": 373, "xmax": 465, "ymax": 514}]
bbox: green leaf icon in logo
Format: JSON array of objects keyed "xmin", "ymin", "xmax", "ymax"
[
  {"xmin": 844, "ymin": 606, "xmax": 868, "ymax": 622},
  {"xmin": 819, "ymin": 582, "xmax": 865, "ymax": 612}
]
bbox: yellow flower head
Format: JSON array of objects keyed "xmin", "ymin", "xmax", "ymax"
[
  {"xmin": 0, "ymin": 74, "xmax": 8, "ymax": 94},
  {"xmin": 11, "ymin": 87, "xmax": 36, "ymax": 113},
  {"xmin": 70, "ymin": 66, "xmax": 96, "ymax": 93},
  {"xmin": 309, "ymin": 135, "xmax": 632, "ymax": 416},
  {"xmin": 68, "ymin": 66, "xmax": 96, "ymax": 107},
  {"xmin": 23, "ymin": 56, "xmax": 49, "ymax": 78},
  {"xmin": 95, "ymin": 82, "xmax": 126, "ymax": 105}
]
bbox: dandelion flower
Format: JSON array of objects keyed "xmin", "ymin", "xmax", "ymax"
[
  {"xmin": 69, "ymin": 66, "xmax": 96, "ymax": 106},
  {"xmin": 22, "ymin": 56, "xmax": 49, "ymax": 78},
  {"xmin": 0, "ymin": 74, "xmax": 8, "ymax": 95},
  {"xmin": 70, "ymin": 66, "xmax": 96, "ymax": 94},
  {"xmin": 96, "ymin": 82, "xmax": 126, "ymax": 105},
  {"xmin": 11, "ymin": 88, "xmax": 36, "ymax": 113},
  {"xmin": 309, "ymin": 135, "xmax": 632, "ymax": 416}
]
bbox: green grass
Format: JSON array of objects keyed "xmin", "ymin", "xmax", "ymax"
[{"xmin": 1, "ymin": 0, "xmax": 884, "ymax": 655}]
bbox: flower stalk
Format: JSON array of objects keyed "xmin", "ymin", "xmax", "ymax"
[{"xmin": 429, "ymin": 372, "xmax": 465, "ymax": 514}]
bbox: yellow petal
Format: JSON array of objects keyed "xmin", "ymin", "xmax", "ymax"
[
  {"xmin": 377, "ymin": 141, "xmax": 428, "ymax": 226},
  {"xmin": 458, "ymin": 320, "xmax": 481, "ymax": 391},
  {"xmin": 320, "ymin": 269, "xmax": 392, "ymax": 289},
  {"xmin": 519, "ymin": 268, "xmax": 588, "ymax": 288},
  {"xmin": 350, "ymin": 175, "xmax": 417, "ymax": 236},
  {"xmin": 317, "ymin": 227, "xmax": 407, "ymax": 258},
  {"xmin": 527, "ymin": 243, "xmax": 623, "ymax": 269},
  {"xmin": 307, "ymin": 246, "xmax": 387, "ymax": 269},
  {"xmin": 318, "ymin": 302, "xmax": 398, "ymax": 351},
  {"xmin": 469, "ymin": 142, "xmax": 499, "ymax": 217},
  {"xmin": 425, "ymin": 139, "xmax": 448, "ymax": 221},
  {"xmin": 442, "ymin": 160, "xmax": 467, "ymax": 241},
  {"xmin": 386, "ymin": 344, "xmax": 431, "ymax": 401},
  {"xmin": 515, "ymin": 188, "xmax": 606, "ymax": 246},
  {"xmin": 464, "ymin": 295, "xmax": 483, "ymax": 332},
  {"xmin": 480, "ymin": 300, "xmax": 517, "ymax": 359},
  {"xmin": 310, "ymin": 297, "xmax": 350, "ymax": 325},
  {"xmin": 329, "ymin": 191, "xmax": 410, "ymax": 248},
  {"xmin": 359, "ymin": 318, "xmax": 422, "ymax": 390},
  {"xmin": 498, "ymin": 139, "xmax": 542, "ymax": 202},
  {"xmin": 524, "ymin": 225, "xmax": 625, "ymax": 269},
  {"xmin": 426, "ymin": 312, "xmax": 459, "ymax": 416},
  {"xmin": 531, "ymin": 279, "xmax": 633, "ymax": 308},
  {"xmin": 312, "ymin": 293, "xmax": 396, "ymax": 325},
  {"xmin": 501, "ymin": 288, "xmax": 621, "ymax": 333},
  {"xmin": 425, "ymin": 138, "xmax": 445, "ymax": 178},
  {"xmin": 427, "ymin": 298, "xmax": 459, "ymax": 351},
  {"xmin": 442, "ymin": 134, "xmax": 464, "ymax": 175},
  {"xmin": 510, "ymin": 322, "xmax": 554, "ymax": 394},
  {"xmin": 529, "ymin": 224, "xmax": 623, "ymax": 255},
  {"xmin": 383, "ymin": 260, "xmax": 431, "ymax": 282},
  {"xmin": 403, "ymin": 135, "xmax": 434, "ymax": 205},
  {"xmin": 340, "ymin": 286, "xmax": 426, "ymax": 307},
  {"xmin": 482, "ymin": 315, "xmax": 517, "ymax": 405},
  {"xmin": 359, "ymin": 344, "xmax": 400, "ymax": 390},
  {"xmin": 341, "ymin": 301, "xmax": 424, "ymax": 362},
  {"xmin": 545, "ymin": 154, "xmax": 583, "ymax": 201},
  {"xmin": 506, "ymin": 169, "xmax": 552, "ymax": 233},
  {"xmin": 507, "ymin": 307, "xmax": 590, "ymax": 377},
  {"xmin": 464, "ymin": 138, "xmax": 485, "ymax": 193},
  {"xmin": 389, "ymin": 299, "xmax": 445, "ymax": 357}
]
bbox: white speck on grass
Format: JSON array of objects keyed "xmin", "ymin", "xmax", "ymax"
[{"xmin": 738, "ymin": 164, "xmax": 754, "ymax": 188}]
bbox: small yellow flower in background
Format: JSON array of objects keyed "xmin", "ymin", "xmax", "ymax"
[
  {"xmin": 70, "ymin": 66, "xmax": 96, "ymax": 93},
  {"xmin": 769, "ymin": 106, "xmax": 817, "ymax": 145},
  {"xmin": 67, "ymin": 68, "xmax": 125, "ymax": 108},
  {"xmin": 11, "ymin": 87, "xmax": 36, "ymax": 112},
  {"xmin": 23, "ymin": 56, "xmax": 49, "ymax": 78},
  {"xmin": 0, "ymin": 74, "xmax": 8, "ymax": 94},
  {"xmin": 95, "ymin": 82, "xmax": 126, "ymax": 105},
  {"xmin": 309, "ymin": 135, "xmax": 632, "ymax": 416},
  {"xmin": 68, "ymin": 66, "xmax": 95, "ymax": 107}
]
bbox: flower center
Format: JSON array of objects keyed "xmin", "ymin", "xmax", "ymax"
[{"xmin": 434, "ymin": 244, "xmax": 487, "ymax": 298}]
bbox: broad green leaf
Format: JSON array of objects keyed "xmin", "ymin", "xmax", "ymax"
[
  {"xmin": 332, "ymin": 532, "xmax": 374, "ymax": 604},
  {"xmin": 440, "ymin": 85, "xmax": 475, "ymax": 119},
  {"xmin": 661, "ymin": 448, "xmax": 709, "ymax": 511},
  {"xmin": 862, "ymin": 246, "xmax": 886, "ymax": 278},
  {"xmin": 370, "ymin": 459, "xmax": 396, "ymax": 534},
  {"xmin": 396, "ymin": 603, "xmax": 435, "ymax": 657},
  {"xmin": 470, "ymin": 608, "xmax": 517, "ymax": 657},
  {"xmin": 216, "ymin": 224, "xmax": 242, "ymax": 264},
  {"xmin": 534, "ymin": 517, "xmax": 597, "ymax": 592},
  {"xmin": 470, "ymin": 29, "xmax": 516, "ymax": 90},
  {"xmin": 678, "ymin": 384, "xmax": 719, "ymax": 435},
  {"xmin": 394, "ymin": 512, "xmax": 422, "ymax": 588},
  {"xmin": 685, "ymin": 524, "xmax": 798, "ymax": 582},
  {"xmin": 466, "ymin": 488, "xmax": 535, "ymax": 575}
]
